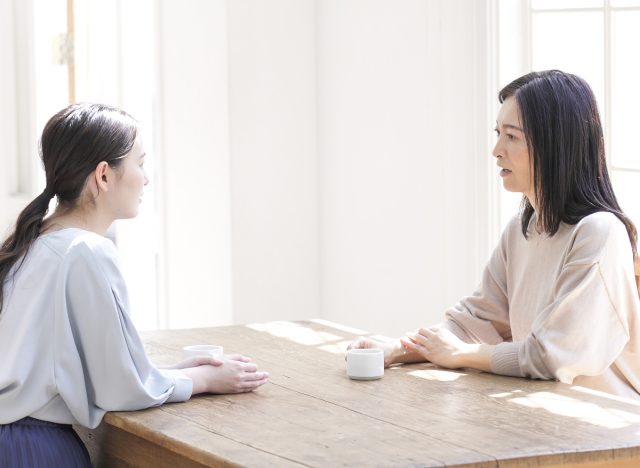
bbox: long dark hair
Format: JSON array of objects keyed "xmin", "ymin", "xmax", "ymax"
[
  {"xmin": 0, "ymin": 103, "xmax": 138, "ymax": 312},
  {"xmin": 499, "ymin": 70, "xmax": 637, "ymax": 259}
]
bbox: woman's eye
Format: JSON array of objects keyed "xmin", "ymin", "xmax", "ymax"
[{"xmin": 506, "ymin": 134, "xmax": 516, "ymax": 141}]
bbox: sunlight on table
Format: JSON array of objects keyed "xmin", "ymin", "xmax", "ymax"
[
  {"xmin": 408, "ymin": 369, "xmax": 467, "ymax": 382},
  {"xmin": 492, "ymin": 390, "xmax": 640, "ymax": 429},
  {"xmin": 246, "ymin": 321, "xmax": 342, "ymax": 346},
  {"xmin": 245, "ymin": 320, "xmax": 393, "ymax": 355}
]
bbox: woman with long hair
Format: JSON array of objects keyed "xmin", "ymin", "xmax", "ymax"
[
  {"xmin": 350, "ymin": 70, "xmax": 640, "ymax": 399},
  {"xmin": 0, "ymin": 103, "xmax": 269, "ymax": 466}
]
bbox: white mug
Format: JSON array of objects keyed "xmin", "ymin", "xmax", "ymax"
[
  {"xmin": 182, "ymin": 345, "xmax": 224, "ymax": 359},
  {"xmin": 346, "ymin": 348, "xmax": 384, "ymax": 380}
]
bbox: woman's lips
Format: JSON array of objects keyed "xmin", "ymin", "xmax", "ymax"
[{"xmin": 500, "ymin": 169, "xmax": 512, "ymax": 177}]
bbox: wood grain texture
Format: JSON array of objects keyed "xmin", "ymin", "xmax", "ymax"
[{"xmin": 75, "ymin": 320, "xmax": 640, "ymax": 467}]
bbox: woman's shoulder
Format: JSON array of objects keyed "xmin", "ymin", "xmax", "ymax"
[
  {"xmin": 567, "ymin": 211, "xmax": 632, "ymax": 263},
  {"xmin": 40, "ymin": 228, "xmax": 119, "ymax": 269},
  {"xmin": 573, "ymin": 211, "xmax": 628, "ymax": 240}
]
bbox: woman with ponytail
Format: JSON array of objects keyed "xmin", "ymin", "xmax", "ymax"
[{"xmin": 0, "ymin": 104, "xmax": 269, "ymax": 467}]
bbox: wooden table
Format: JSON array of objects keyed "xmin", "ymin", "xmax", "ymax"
[{"xmin": 75, "ymin": 320, "xmax": 640, "ymax": 467}]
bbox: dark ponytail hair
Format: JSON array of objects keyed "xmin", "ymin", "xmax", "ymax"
[
  {"xmin": 0, "ymin": 103, "xmax": 137, "ymax": 312},
  {"xmin": 499, "ymin": 70, "xmax": 637, "ymax": 259}
]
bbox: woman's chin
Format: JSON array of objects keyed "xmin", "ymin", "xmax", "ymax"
[
  {"xmin": 501, "ymin": 182, "xmax": 522, "ymax": 194},
  {"xmin": 119, "ymin": 209, "xmax": 140, "ymax": 220}
]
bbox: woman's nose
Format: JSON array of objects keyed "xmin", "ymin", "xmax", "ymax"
[{"xmin": 492, "ymin": 140, "xmax": 502, "ymax": 159}]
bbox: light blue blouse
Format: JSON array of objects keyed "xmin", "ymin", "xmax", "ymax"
[{"xmin": 0, "ymin": 228, "xmax": 192, "ymax": 428}]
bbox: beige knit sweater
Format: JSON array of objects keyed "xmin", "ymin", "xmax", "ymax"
[{"xmin": 444, "ymin": 211, "xmax": 640, "ymax": 400}]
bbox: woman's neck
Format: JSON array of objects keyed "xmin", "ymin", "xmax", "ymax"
[{"xmin": 42, "ymin": 206, "xmax": 113, "ymax": 236}]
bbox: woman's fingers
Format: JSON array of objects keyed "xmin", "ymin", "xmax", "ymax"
[
  {"xmin": 226, "ymin": 354, "xmax": 251, "ymax": 362},
  {"xmin": 401, "ymin": 336, "xmax": 425, "ymax": 352},
  {"xmin": 238, "ymin": 377, "xmax": 270, "ymax": 391},
  {"xmin": 243, "ymin": 371, "xmax": 269, "ymax": 381},
  {"xmin": 407, "ymin": 332, "xmax": 431, "ymax": 348},
  {"xmin": 241, "ymin": 362, "xmax": 258, "ymax": 373},
  {"xmin": 347, "ymin": 337, "xmax": 370, "ymax": 351},
  {"xmin": 197, "ymin": 356, "xmax": 224, "ymax": 367},
  {"xmin": 346, "ymin": 337, "xmax": 375, "ymax": 361},
  {"xmin": 175, "ymin": 356, "xmax": 223, "ymax": 369},
  {"xmin": 234, "ymin": 373, "xmax": 270, "ymax": 392},
  {"xmin": 418, "ymin": 327, "xmax": 437, "ymax": 339},
  {"xmin": 402, "ymin": 332, "xmax": 435, "ymax": 360},
  {"xmin": 400, "ymin": 337, "xmax": 414, "ymax": 348}
]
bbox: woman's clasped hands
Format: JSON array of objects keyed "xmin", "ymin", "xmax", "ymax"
[
  {"xmin": 348, "ymin": 325, "xmax": 493, "ymax": 372},
  {"xmin": 401, "ymin": 326, "xmax": 475, "ymax": 369},
  {"xmin": 171, "ymin": 354, "xmax": 270, "ymax": 395}
]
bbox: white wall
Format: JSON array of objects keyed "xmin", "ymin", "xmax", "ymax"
[
  {"xmin": 227, "ymin": 0, "xmax": 319, "ymax": 325},
  {"xmin": 0, "ymin": 0, "xmax": 498, "ymax": 336},
  {"xmin": 318, "ymin": 0, "xmax": 496, "ymax": 337},
  {"xmin": 223, "ymin": 1, "xmax": 496, "ymax": 335},
  {"xmin": 86, "ymin": 0, "xmax": 497, "ymax": 334},
  {"xmin": 157, "ymin": 0, "xmax": 233, "ymax": 328}
]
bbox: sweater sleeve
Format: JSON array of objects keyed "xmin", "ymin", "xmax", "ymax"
[
  {"xmin": 443, "ymin": 221, "xmax": 513, "ymax": 345},
  {"xmin": 54, "ymin": 234, "xmax": 192, "ymax": 428},
  {"xmin": 490, "ymin": 215, "xmax": 634, "ymax": 383}
]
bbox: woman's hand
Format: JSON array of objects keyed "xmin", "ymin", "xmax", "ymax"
[
  {"xmin": 347, "ymin": 337, "xmax": 397, "ymax": 367},
  {"xmin": 181, "ymin": 357, "xmax": 269, "ymax": 395},
  {"xmin": 401, "ymin": 326, "xmax": 493, "ymax": 372},
  {"xmin": 161, "ymin": 353, "xmax": 252, "ymax": 370},
  {"xmin": 347, "ymin": 336, "xmax": 425, "ymax": 367},
  {"xmin": 162, "ymin": 355, "xmax": 223, "ymax": 370}
]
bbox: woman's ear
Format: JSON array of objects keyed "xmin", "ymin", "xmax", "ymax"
[{"xmin": 93, "ymin": 161, "xmax": 111, "ymax": 194}]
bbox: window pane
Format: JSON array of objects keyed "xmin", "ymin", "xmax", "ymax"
[
  {"xmin": 532, "ymin": 0, "xmax": 602, "ymax": 9},
  {"xmin": 610, "ymin": 11, "xmax": 640, "ymax": 169},
  {"xmin": 611, "ymin": 0, "xmax": 640, "ymax": 7},
  {"xmin": 611, "ymin": 170, "xmax": 640, "ymax": 234},
  {"xmin": 531, "ymin": 12, "xmax": 605, "ymax": 123}
]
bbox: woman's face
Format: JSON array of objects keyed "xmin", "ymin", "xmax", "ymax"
[
  {"xmin": 111, "ymin": 137, "xmax": 149, "ymax": 219},
  {"xmin": 492, "ymin": 97, "xmax": 534, "ymax": 204}
]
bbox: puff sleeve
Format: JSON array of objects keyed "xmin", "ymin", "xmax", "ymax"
[
  {"xmin": 53, "ymin": 234, "xmax": 192, "ymax": 428},
  {"xmin": 443, "ymin": 221, "xmax": 513, "ymax": 345}
]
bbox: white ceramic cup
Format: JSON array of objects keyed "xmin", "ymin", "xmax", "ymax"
[
  {"xmin": 346, "ymin": 348, "xmax": 384, "ymax": 380},
  {"xmin": 182, "ymin": 345, "xmax": 224, "ymax": 359}
]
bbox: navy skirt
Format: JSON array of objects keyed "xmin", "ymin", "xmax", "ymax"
[{"xmin": 0, "ymin": 417, "xmax": 92, "ymax": 468}]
